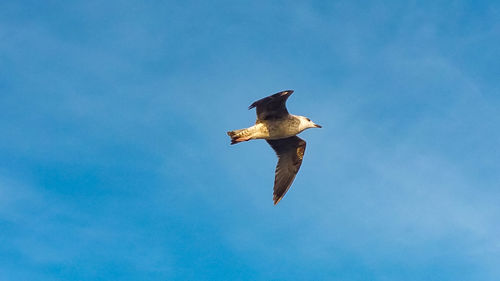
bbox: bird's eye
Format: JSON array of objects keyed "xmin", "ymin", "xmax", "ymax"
[{"xmin": 306, "ymin": 118, "xmax": 311, "ymax": 121}]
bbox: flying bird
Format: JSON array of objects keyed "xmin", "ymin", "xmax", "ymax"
[{"xmin": 227, "ymin": 90, "xmax": 321, "ymax": 205}]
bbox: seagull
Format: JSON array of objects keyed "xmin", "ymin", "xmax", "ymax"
[{"xmin": 227, "ymin": 90, "xmax": 322, "ymax": 205}]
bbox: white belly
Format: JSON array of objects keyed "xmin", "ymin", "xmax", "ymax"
[{"xmin": 265, "ymin": 120, "xmax": 301, "ymax": 140}]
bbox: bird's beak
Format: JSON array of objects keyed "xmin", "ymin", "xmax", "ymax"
[{"xmin": 314, "ymin": 123, "xmax": 322, "ymax": 128}]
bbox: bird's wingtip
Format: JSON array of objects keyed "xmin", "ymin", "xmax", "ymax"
[{"xmin": 277, "ymin": 90, "xmax": 294, "ymax": 97}]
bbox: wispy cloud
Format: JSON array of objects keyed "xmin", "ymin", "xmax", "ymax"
[{"xmin": 1, "ymin": 0, "xmax": 500, "ymax": 280}]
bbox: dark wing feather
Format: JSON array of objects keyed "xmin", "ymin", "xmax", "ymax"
[
  {"xmin": 266, "ymin": 136, "xmax": 306, "ymax": 205},
  {"xmin": 248, "ymin": 90, "xmax": 293, "ymax": 121}
]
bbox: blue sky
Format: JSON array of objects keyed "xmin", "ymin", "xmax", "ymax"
[{"xmin": 1, "ymin": 0, "xmax": 500, "ymax": 280}]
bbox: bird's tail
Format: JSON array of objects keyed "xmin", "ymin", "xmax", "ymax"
[{"xmin": 227, "ymin": 128, "xmax": 251, "ymax": 145}]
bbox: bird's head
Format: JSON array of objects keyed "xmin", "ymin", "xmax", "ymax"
[{"xmin": 298, "ymin": 116, "xmax": 322, "ymax": 131}]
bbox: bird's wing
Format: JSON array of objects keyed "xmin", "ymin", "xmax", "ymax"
[
  {"xmin": 248, "ymin": 90, "xmax": 293, "ymax": 121},
  {"xmin": 266, "ymin": 136, "xmax": 306, "ymax": 205}
]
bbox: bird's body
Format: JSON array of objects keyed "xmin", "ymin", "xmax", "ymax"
[
  {"xmin": 227, "ymin": 114, "xmax": 303, "ymax": 142},
  {"xmin": 227, "ymin": 90, "xmax": 321, "ymax": 204}
]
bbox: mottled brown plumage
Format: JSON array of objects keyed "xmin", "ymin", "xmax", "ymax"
[
  {"xmin": 266, "ymin": 136, "xmax": 306, "ymax": 204},
  {"xmin": 227, "ymin": 90, "xmax": 321, "ymax": 205}
]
